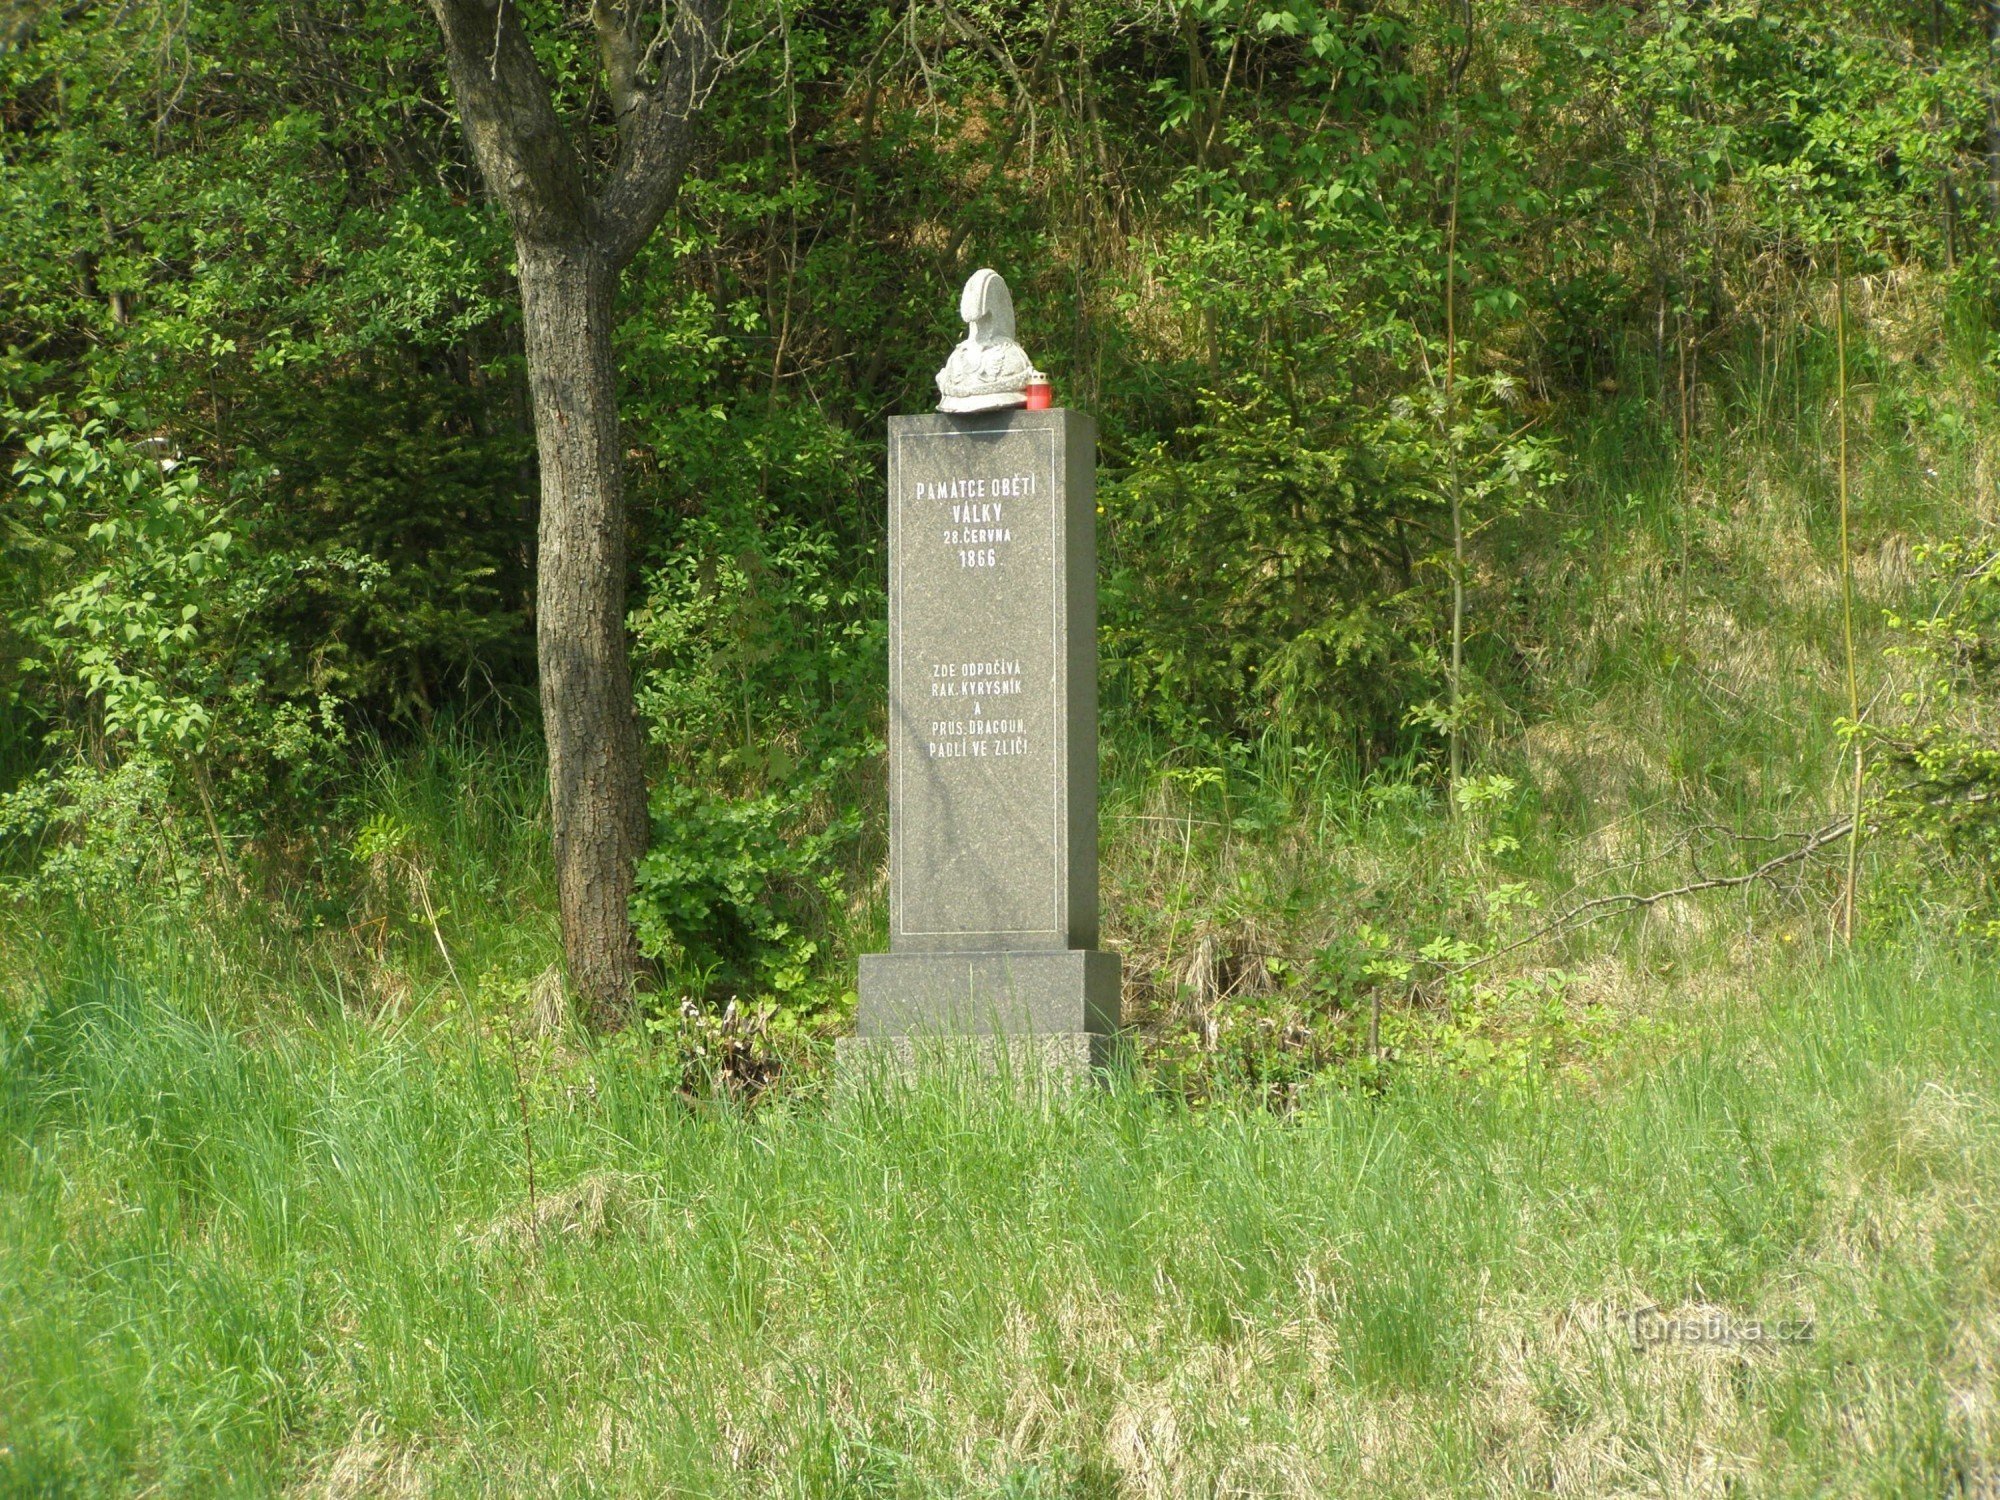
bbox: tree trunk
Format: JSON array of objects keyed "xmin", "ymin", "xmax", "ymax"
[
  {"xmin": 518, "ymin": 241, "xmax": 648, "ymax": 1023},
  {"xmin": 426, "ymin": 0, "xmax": 722, "ymax": 1021}
]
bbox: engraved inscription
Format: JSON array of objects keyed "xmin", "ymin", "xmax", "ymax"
[
  {"xmin": 918, "ymin": 472, "xmax": 1033, "ymax": 567},
  {"xmin": 925, "ymin": 656, "xmax": 1029, "ymax": 758},
  {"xmin": 891, "ymin": 424, "xmax": 1062, "ymax": 943}
]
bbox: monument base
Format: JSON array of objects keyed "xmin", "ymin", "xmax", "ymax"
[
  {"xmin": 843, "ymin": 948, "xmax": 1123, "ymax": 1084},
  {"xmin": 855, "ymin": 949, "xmax": 1119, "ymax": 1036},
  {"xmin": 834, "ymin": 1030, "xmax": 1127, "ymax": 1089}
]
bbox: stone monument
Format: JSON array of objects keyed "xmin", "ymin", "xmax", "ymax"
[
  {"xmin": 935, "ymin": 268, "xmax": 1037, "ymax": 413},
  {"xmin": 839, "ymin": 270, "xmax": 1121, "ymax": 1076}
]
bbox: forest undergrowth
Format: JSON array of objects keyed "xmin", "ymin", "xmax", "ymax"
[
  {"xmin": 13, "ymin": 269, "xmax": 1988, "ymax": 1097},
  {"xmin": 5, "ymin": 265, "xmax": 2000, "ymax": 1500}
]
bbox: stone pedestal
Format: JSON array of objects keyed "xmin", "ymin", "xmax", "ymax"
[
  {"xmin": 832, "ymin": 1033, "xmax": 1123, "ymax": 1091},
  {"xmin": 845, "ymin": 407, "xmax": 1120, "ymax": 1078}
]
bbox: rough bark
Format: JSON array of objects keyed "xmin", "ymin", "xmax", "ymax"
[
  {"xmin": 426, "ymin": 0, "xmax": 725, "ymax": 1021},
  {"xmin": 518, "ymin": 243, "xmax": 650, "ymax": 1023}
]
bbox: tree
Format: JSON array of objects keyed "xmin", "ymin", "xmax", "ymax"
[{"xmin": 425, "ymin": 0, "xmax": 728, "ymax": 1021}]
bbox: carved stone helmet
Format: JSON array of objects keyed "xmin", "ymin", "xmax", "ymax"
[{"xmin": 936, "ymin": 268, "xmax": 1035, "ymax": 413}]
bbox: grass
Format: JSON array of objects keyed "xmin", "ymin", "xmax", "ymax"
[
  {"xmin": 3, "ymin": 926, "xmax": 1997, "ymax": 1496},
  {"xmin": 3, "ymin": 275, "xmax": 1998, "ymax": 1495}
]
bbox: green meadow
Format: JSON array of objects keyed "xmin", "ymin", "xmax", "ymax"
[{"xmin": 5, "ymin": 927, "xmax": 1997, "ymax": 1496}]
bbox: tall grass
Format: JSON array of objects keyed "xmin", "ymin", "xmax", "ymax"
[
  {"xmin": 2, "ymin": 268, "xmax": 1997, "ymax": 1496},
  {"xmin": 3, "ymin": 924, "xmax": 1996, "ymax": 1495}
]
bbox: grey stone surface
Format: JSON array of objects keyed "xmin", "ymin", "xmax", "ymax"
[
  {"xmin": 850, "ymin": 403, "xmax": 1120, "ymax": 1078},
  {"xmin": 884, "ymin": 407, "xmax": 1099, "ymax": 952},
  {"xmin": 855, "ymin": 950, "xmax": 1120, "ymax": 1037}
]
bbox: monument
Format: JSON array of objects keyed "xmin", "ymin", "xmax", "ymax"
[{"xmin": 838, "ymin": 270, "xmax": 1122, "ymax": 1076}]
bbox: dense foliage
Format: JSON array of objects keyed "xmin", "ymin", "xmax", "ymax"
[{"xmin": 5, "ymin": 0, "xmax": 1999, "ymax": 1004}]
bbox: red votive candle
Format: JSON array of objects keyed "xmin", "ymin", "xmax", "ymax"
[{"xmin": 1024, "ymin": 375, "xmax": 1053, "ymax": 410}]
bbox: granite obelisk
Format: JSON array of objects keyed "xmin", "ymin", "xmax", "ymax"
[{"xmin": 840, "ymin": 271, "xmax": 1121, "ymax": 1074}]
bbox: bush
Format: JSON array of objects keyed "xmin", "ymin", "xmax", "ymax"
[
  {"xmin": 2, "ymin": 399, "xmax": 349, "ymax": 894},
  {"xmin": 627, "ymin": 400, "xmax": 882, "ymax": 1013},
  {"xmin": 632, "ymin": 780, "xmax": 856, "ymax": 1007},
  {"xmin": 1869, "ymin": 537, "xmax": 2000, "ymax": 924}
]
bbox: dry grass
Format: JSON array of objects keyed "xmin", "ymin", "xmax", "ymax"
[{"xmin": 288, "ymin": 1416, "xmax": 427, "ymax": 1500}]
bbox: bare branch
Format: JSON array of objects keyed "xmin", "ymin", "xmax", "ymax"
[
  {"xmin": 1446, "ymin": 815, "xmax": 1862, "ymax": 978},
  {"xmin": 936, "ymin": 0, "xmax": 1067, "ymax": 270},
  {"xmin": 427, "ymin": 0, "xmax": 593, "ymax": 245},
  {"xmin": 592, "ymin": 0, "xmax": 642, "ymax": 119},
  {"xmin": 595, "ymin": 0, "xmax": 731, "ymax": 267}
]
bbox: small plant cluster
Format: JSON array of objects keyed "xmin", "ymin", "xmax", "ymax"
[
  {"xmin": 1142, "ymin": 926, "xmax": 1624, "ymax": 1110},
  {"xmin": 1108, "ymin": 743, "xmax": 1629, "ymax": 1106},
  {"xmin": 623, "ymin": 402, "xmax": 884, "ymax": 1021},
  {"xmin": 632, "ymin": 781, "xmax": 856, "ymax": 1009},
  {"xmin": 1869, "ymin": 536, "xmax": 2000, "ymax": 928}
]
